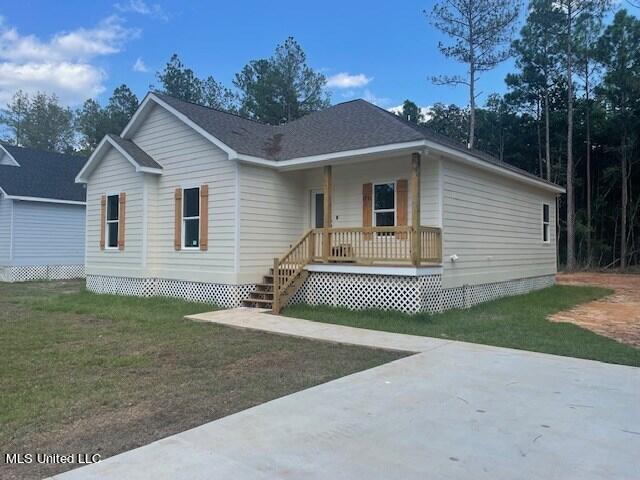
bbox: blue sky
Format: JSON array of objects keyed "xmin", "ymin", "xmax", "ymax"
[{"xmin": 1, "ymin": 0, "xmax": 638, "ymax": 111}]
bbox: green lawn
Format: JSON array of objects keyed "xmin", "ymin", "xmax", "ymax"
[
  {"xmin": 283, "ymin": 285, "xmax": 640, "ymax": 367},
  {"xmin": 0, "ymin": 281, "xmax": 403, "ymax": 480}
]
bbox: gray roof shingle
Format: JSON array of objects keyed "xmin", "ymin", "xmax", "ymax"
[
  {"xmin": 153, "ymin": 92, "xmax": 560, "ymax": 188},
  {"xmin": 107, "ymin": 134, "xmax": 162, "ymax": 170},
  {"xmin": 0, "ymin": 145, "xmax": 87, "ymax": 202}
]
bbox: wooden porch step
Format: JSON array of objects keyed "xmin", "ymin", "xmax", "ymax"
[
  {"xmin": 241, "ymin": 298, "xmax": 273, "ymax": 307},
  {"xmin": 248, "ymin": 291, "xmax": 274, "ymax": 300}
]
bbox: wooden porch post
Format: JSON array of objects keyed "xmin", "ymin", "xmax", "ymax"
[
  {"xmin": 322, "ymin": 165, "xmax": 332, "ymax": 261},
  {"xmin": 410, "ymin": 152, "xmax": 421, "ymax": 266},
  {"xmin": 272, "ymin": 257, "xmax": 280, "ymax": 313}
]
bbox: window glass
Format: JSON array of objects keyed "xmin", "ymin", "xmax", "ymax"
[
  {"xmin": 375, "ymin": 211, "xmax": 395, "ymax": 227},
  {"xmin": 106, "ymin": 194, "xmax": 119, "ymax": 248},
  {"xmin": 374, "ymin": 183, "xmax": 394, "ymax": 210},
  {"xmin": 543, "ymin": 204, "xmax": 550, "ymax": 242},
  {"xmin": 182, "ymin": 187, "xmax": 200, "ymax": 248},
  {"xmin": 373, "ymin": 182, "xmax": 395, "ymax": 227},
  {"xmin": 184, "ymin": 218, "xmax": 199, "ymax": 247},
  {"xmin": 183, "ymin": 187, "xmax": 200, "ymax": 218},
  {"xmin": 107, "ymin": 195, "xmax": 119, "ymax": 221},
  {"xmin": 108, "ymin": 222, "xmax": 118, "ymax": 248}
]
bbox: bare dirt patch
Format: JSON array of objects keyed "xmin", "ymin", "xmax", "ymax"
[{"xmin": 552, "ymin": 273, "xmax": 640, "ymax": 347}]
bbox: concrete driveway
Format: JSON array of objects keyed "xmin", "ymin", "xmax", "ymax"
[{"xmin": 52, "ymin": 310, "xmax": 640, "ymax": 480}]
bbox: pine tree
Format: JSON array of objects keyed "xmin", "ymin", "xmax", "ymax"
[{"xmin": 427, "ymin": 0, "xmax": 520, "ymax": 148}]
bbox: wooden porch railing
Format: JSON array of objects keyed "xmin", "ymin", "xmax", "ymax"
[
  {"xmin": 272, "ymin": 230, "xmax": 314, "ymax": 313},
  {"xmin": 419, "ymin": 226, "xmax": 443, "ymax": 264},
  {"xmin": 272, "ymin": 226, "xmax": 442, "ymax": 313}
]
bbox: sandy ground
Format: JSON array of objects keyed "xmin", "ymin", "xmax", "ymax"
[{"xmin": 553, "ymin": 272, "xmax": 640, "ymax": 347}]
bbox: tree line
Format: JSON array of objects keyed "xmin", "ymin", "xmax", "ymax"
[
  {"xmin": 0, "ymin": 37, "xmax": 329, "ymax": 155},
  {"xmin": 405, "ymin": 0, "xmax": 638, "ymax": 271},
  {"xmin": 1, "ymin": 5, "xmax": 638, "ymax": 271}
]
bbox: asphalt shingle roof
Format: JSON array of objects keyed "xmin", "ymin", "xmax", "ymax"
[
  {"xmin": 107, "ymin": 134, "xmax": 162, "ymax": 170},
  {"xmin": 153, "ymin": 92, "xmax": 560, "ymax": 188},
  {"xmin": 0, "ymin": 145, "xmax": 87, "ymax": 202}
]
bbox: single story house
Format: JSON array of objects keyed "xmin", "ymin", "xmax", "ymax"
[
  {"xmin": 0, "ymin": 144, "xmax": 87, "ymax": 282},
  {"xmin": 76, "ymin": 91, "xmax": 564, "ymax": 313}
]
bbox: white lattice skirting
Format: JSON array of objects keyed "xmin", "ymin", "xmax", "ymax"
[
  {"xmin": 290, "ymin": 272, "xmax": 556, "ymax": 314},
  {"xmin": 85, "ymin": 275, "xmax": 256, "ymax": 309},
  {"xmin": 0, "ymin": 264, "xmax": 85, "ymax": 283},
  {"xmin": 85, "ymin": 272, "xmax": 554, "ymax": 314}
]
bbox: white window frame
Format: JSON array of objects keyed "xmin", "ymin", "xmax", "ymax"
[
  {"xmin": 105, "ymin": 193, "xmax": 119, "ymax": 250},
  {"xmin": 542, "ymin": 202, "xmax": 550, "ymax": 244},
  {"xmin": 372, "ymin": 181, "xmax": 397, "ymax": 227},
  {"xmin": 182, "ymin": 186, "xmax": 201, "ymax": 250}
]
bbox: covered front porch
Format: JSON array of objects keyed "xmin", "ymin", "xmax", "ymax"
[{"xmin": 271, "ymin": 151, "xmax": 443, "ymax": 312}]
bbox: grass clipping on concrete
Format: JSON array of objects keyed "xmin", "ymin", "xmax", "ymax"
[
  {"xmin": 284, "ymin": 285, "xmax": 640, "ymax": 367},
  {"xmin": 0, "ymin": 281, "xmax": 404, "ymax": 480}
]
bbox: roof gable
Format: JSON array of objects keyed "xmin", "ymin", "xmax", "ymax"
[
  {"xmin": 0, "ymin": 145, "xmax": 20, "ymax": 166},
  {"xmin": 76, "ymin": 135, "xmax": 162, "ymax": 183}
]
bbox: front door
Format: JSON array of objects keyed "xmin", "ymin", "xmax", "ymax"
[{"xmin": 311, "ymin": 190, "xmax": 324, "ymax": 228}]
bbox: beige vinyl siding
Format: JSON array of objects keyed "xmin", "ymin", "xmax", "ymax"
[
  {"xmin": 85, "ymin": 149, "xmax": 145, "ymax": 276},
  {"xmin": 441, "ymin": 159, "xmax": 557, "ymax": 288},
  {"xmin": 421, "ymin": 156, "xmax": 441, "ymax": 227},
  {"xmin": 238, "ymin": 164, "xmax": 305, "ymax": 281},
  {"xmin": 131, "ymin": 104, "xmax": 236, "ymax": 283}
]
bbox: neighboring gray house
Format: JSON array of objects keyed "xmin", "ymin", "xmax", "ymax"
[
  {"xmin": 76, "ymin": 92, "xmax": 564, "ymax": 314},
  {"xmin": 0, "ymin": 144, "xmax": 87, "ymax": 282}
]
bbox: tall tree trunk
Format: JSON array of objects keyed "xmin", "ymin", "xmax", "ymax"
[
  {"xmin": 469, "ymin": 64, "xmax": 476, "ymax": 149},
  {"xmin": 566, "ymin": 3, "xmax": 576, "ymax": 271},
  {"xmin": 544, "ymin": 88, "xmax": 551, "ymax": 182},
  {"xmin": 621, "ymin": 143, "xmax": 628, "ymax": 270},
  {"xmin": 585, "ymin": 70, "xmax": 592, "ymax": 267},
  {"xmin": 537, "ymin": 99, "xmax": 543, "ymax": 177}
]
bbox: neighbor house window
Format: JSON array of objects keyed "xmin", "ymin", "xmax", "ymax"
[
  {"xmin": 183, "ymin": 187, "xmax": 200, "ymax": 248},
  {"xmin": 373, "ymin": 182, "xmax": 395, "ymax": 227},
  {"xmin": 106, "ymin": 194, "xmax": 119, "ymax": 248},
  {"xmin": 543, "ymin": 203, "xmax": 550, "ymax": 243}
]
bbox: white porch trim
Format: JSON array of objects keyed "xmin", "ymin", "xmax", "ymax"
[{"xmin": 304, "ymin": 264, "xmax": 443, "ymax": 276}]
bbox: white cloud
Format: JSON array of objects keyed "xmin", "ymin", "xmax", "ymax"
[
  {"xmin": 0, "ymin": 62, "xmax": 106, "ymax": 105},
  {"xmin": 114, "ymin": 0, "xmax": 169, "ymax": 21},
  {"xmin": 326, "ymin": 72, "xmax": 372, "ymax": 89},
  {"xmin": 0, "ymin": 15, "xmax": 138, "ymax": 106},
  {"xmin": 133, "ymin": 56, "xmax": 148, "ymax": 72},
  {"xmin": 0, "ymin": 15, "xmax": 137, "ymax": 62}
]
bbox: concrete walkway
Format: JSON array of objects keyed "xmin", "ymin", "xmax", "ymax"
[{"xmin": 53, "ymin": 308, "xmax": 640, "ymax": 480}]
